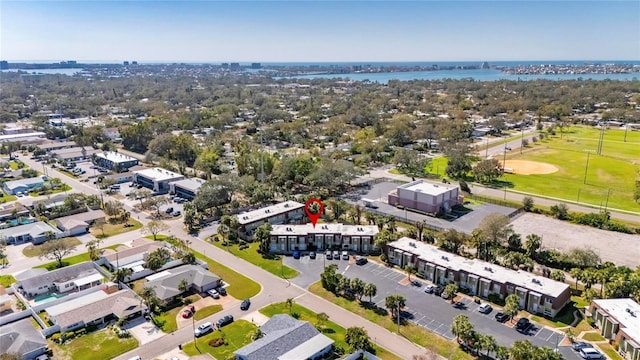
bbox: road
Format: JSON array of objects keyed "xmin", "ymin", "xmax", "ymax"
[{"xmin": 474, "ymin": 129, "xmax": 539, "ymax": 158}]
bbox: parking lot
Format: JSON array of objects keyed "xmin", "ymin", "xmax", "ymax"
[{"xmin": 284, "ymin": 254, "xmax": 579, "ymax": 359}]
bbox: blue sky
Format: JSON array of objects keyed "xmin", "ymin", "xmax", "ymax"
[{"xmin": 1, "ymin": 1, "xmax": 639, "ymax": 62}]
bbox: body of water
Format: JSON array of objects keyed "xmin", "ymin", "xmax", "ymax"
[{"xmin": 1, "ymin": 68, "xmax": 83, "ymax": 76}]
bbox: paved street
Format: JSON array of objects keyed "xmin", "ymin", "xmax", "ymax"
[{"xmin": 285, "ymin": 254, "xmax": 581, "ymax": 360}]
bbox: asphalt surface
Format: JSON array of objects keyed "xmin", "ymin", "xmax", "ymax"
[{"xmin": 285, "ymin": 254, "xmax": 581, "ymax": 360}]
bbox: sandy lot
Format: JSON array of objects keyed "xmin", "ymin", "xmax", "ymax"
[
  {"xmin": 511, "ymin": 213, "xmax": 640, "ymax": 268},
  {"xmin": 502, "ymin": 160, "xmax": 559, "ymax": 175}
]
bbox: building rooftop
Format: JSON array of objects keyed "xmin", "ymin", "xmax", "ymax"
[
  {"xmin": 389, "ymin": 237, "xmax": 570, "ymax": 298},
  {"xmin": 19, "ymin": 262, "xmax": 98, "ymax": 292},
  {"xmin": 171, "ymin": 177, "xmax": 206, "ymax": 192},
  {"xmin": 94, "ymin": 151, "xmax": 138, "ymax": 163},
  {"xmin": 398, "ymin": 180, "xmax": 457, "ymax": 196},
  {"xmin": 0, "ymin": 221, "xmax": 61, "ymax": 239},
  {"xmin": 271, "ymin": 223, "xmax": 379, "ymax": 237},
  {"xmin": 103, "ymin": 241, "xmax": 165, "ymax": 267},
  {"xmin": 133, "ymin": 167, "xmax": 184, "ymax": 182},
  {"xmin": 237, "ymin": 201, "xmax": 305, "ymax": 225},
  {"xmin": 145, "ymin": 265, "xmax": 220, "ymax": 301},
  {"xmin": 0, "ymin": 317, "xmax": 47, "ymax": 356},
  {"xmin": 38, "ymin": 141, "xmax": 77, "ymax": 150},
  {"xmin": 0, "ymin": 132, "xmax": 46, "ymax": 141},
  {"xmin": 3, "ymin": 176, "xmax": 45, "ymax": 189},
  {"xmin": 592, "ymin": 298, "xmax": 640, "ymax": 342}
]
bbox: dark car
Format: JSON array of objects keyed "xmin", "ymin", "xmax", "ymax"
[
  {"xmin": 309, "ymin": 251, "xmax": 316, "ymax": 259},
  {"xmin": 495, "ymin": 312, "xmax": 509, "ymax": 323},
  {"xmin": 293, "ymin": 251, "xmax": 300, "ymax": 259},
  {"xmin": 217, "ymin": 287, "xmax": 227, "ymax": 296},
  {"xmin": 572, "ymin": 342, "xmax": 593, "ymax": 351},
  {"xmin": 240, "ymin": 298, "xmax": 251, "ymax": 311},
  {"xmin": 516, "ymin": 318, "xmax": 531, "ymax": 332},
  {"xmin": 355, "ymin": 256, "xmax": 368, "ymax": 265},
  {"xmin": 411, "ymin": 280, "xmax": 422, "ymax": 287},
  {"xmin": 433, "ymin": 285, "xmax": 444, "ymax": 296},
  {"xmin": 165, "ymin": 207, "xmax": 174, "ymax": 214},
  {"xmin": 216, "ymin": 315, "xmax": 234, "ymax": 328},
  {"xmin": 172, "ymin": 210, "xmax": 181, "ymax": 217}
]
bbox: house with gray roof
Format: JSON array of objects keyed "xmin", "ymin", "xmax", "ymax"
[
  {"xmin": 145, "ymin": 264, "xmax": 221, "ymax": 302},
  {"xmin": 18, "ymin": 262, "xmax": 103, "ymax": 299},
  {"xmin": 234, "ymin": 314, "xmax": 333, "ymax": 360},
  {"xmin": 0, "ymin": 317, "xmax": 48, "ymax": 359},
  {"xmin": 3, "ymin": 176, "xmax": 45, "ymax": 195},
  {"xmin": 55, "ymin": 210, "xmax": 106, "ymax": 236},
  {"xmin": 0, "ymin": 221, "xmax": 62, "ymax": 245}
]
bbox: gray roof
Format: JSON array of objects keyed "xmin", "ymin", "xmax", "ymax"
[
  {"xmin": 38, "ymin": 141, "xmax": 76, "ymax": 151},
  {"xmin": 171, "ymin": 177, "xmax": 205, "ymax": 192},
  {"xmin": 15, "ymin": 268, "xmax": 48, "ymax": 282},
  {"xmin": 235, "ymin": 314, "xmax": 333, "ymax": 360},
  {"xmin": 0, "ymin": 317, "xmax": 47, "ymax": 356},
  {"xmin": 145, "ymin": 265, "xmax": 220, "ymax": 301},
  {"xmin": 103, "ymin": 242, "xmax": 164, "ymax": 266},
  {"xmin": 19, "ymin": 262, "xmax": 98, "ymax": 292},
  {"xmin": 55, "ymin": 210, "xmax": 105, "ymax": 224},
  {"xmin": 0, "ymin": 221, "xmax": 61, "ymax": 239},
  {"xmin": 3, "ymin": 176, "xmax": 45, "ymax": 190}
]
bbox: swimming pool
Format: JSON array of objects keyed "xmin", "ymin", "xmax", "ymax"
[{"xmin": 34, "ymin": 293, "xmax": 67, "ymax": 304}]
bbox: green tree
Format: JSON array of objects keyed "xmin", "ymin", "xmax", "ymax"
[
  {"xmin": 139, "ymin": 286, "xmax": 160, "ymax": 314},
  {"xmin": 38, "ymin": 238, "xmax": 76, "ymax": 268},
  {"xmin": 510, "ymin": 340, "xmax": 535, "ymax": 360},
  {"xmin": 345, "ymin": 326, "xmax": 371, "ymax": 352},
  {"xmin": 285, "ymin": 297, "xmax": 295, "ymax": 314},
  {"xmin": 443, "ymin": 284, "xmax": 458, "ymax": 302},
  {"xmin": 316, "ymin": 312, "xmax": 329, "ymax": 331},
  {"xmin": 178, "ymin": 278, "xmax": 189, "ymax": 293},
  {"xmin": 524, "ymin": 233, "xmax": 542, "ymax": 259},
  {"xmin": 472, "ymin": 158, "xmax": 504, "ymax": 183},
  {"xmin": 112, "ymin": 267, "xmax": 133, "ymax": 286},
  {"xmin": 404, "ymin": 264, "xmax": 417, "ymax": 282},
  {"xmin": 255, "ymin": 223, "xmax": 272, "ymax": 255},
  {"xmin": 142, "ymin": 220, "xmax": 169, "ymax": 241},
  {"xmin": 350, "ymin": 277, "xmax": 365, "ymax": 301},
  {"xmin": 522, "ymin": 196, "xmax": 535, "ymax": 211},
  {"xmin": 363, "ymin": 283, "xmax": 377, "ymax": 303},
  {"xmin": 550, "ymin": 203, "xmax": 570, "ymax": 220},
  {"xmin": 551, "ymin": 269, "xmax": 566, "ymax": 282},
  {"xmin": 385, "ymin": 294, "xmax": 406, "ymax": 320},
  {"xmin": 504, "ymin": 294, "xmax": 521, "ymax": 321},
  {"xmin": 495, "ymin": 345, "xmax": 510, "ymax": 360},
  {"xmin": 478, "ymin": 213, "xmax": 512, "ymax": 247},
  {"xmin": 451, "ymin": 314, "xmax": 474, "ymax": 344},
  {"xmin": 144, "ymin": 247, "xmax": 171, "ymax": 271}
]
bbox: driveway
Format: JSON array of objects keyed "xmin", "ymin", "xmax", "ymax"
[
  {"xmin": 125, "ymin": 316, "xmax": 164, "ymax": 345},
  {"xmin": 284, "ymin": 254, "xmax": 580, "ymax": 359}
]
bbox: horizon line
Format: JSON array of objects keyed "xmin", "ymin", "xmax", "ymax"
[{"xmin": 3, "ymin": 59, "xmax": 640, "ymax": 64}]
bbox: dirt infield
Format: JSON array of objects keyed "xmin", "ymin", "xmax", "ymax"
[{"xmin": 502, "ymin": 160, "xmax": 559, "ymax": 175}]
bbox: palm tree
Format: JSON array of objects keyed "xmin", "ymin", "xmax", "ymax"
[
  {"xmin": 481, "ymin": 334, "xmax": 497, "ymax": 357},
  {"xmin": 404, "ymin": 265, "xmax": 417, "ymax": 282},
  {"xmin": 510, "ymin": 340, "xmax": 534, "ymax": 360},
  {"xmin": 363, "ymin": 283, "xmax": 377, "ymax": 303},
  {"xmin": 121, "ymin": 210, "xmax": 131, "ymax": 224},
  {"xmin": 451, "ymin": 314, "xmax": 473, "ymax": 344},
  {"xmin": 285, "ymin": 298, "xmax": 295, "ymax": 314},
  {"xmin": 112, "ymin": 267, "xmax": 133, "ymax": 288},
  {"xmin": 415, "ymin": 220, "xmax": 425, "ymax": 242},
  {"xmin": 385, "ymin": 215, "xmax": 397, "ymax": 233},
  {"xmin": 495, "ymin": 345, "xmax": 510, "ymax": 360},
  {"xmin": 524, "ymin": 233, "xmax": 542, "ymax": 259},
  {"xmin": 569, "ymin": 268, "xmax": 583, "ymax": 290},
  {"xmin": 354, "ymin": 204, "xmax": 362, "ymax": 225},
  {"xmin": 139, "ymin": 286, "xmax": 159, "ymax": 314}
]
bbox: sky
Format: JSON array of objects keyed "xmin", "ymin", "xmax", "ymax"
[{"xmin": 1, "ymin": 1, "xmax": 639, "ymax": 63}]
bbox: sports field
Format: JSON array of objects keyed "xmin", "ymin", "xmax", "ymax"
[{"xmin": 503, "ymin": 126, "xmax": 640, "ymax": 212}]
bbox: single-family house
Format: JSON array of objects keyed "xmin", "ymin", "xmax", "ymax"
[
  {"xmin": 37, "ymin": 141, "xmax": 77, "ymax": 152},
  {"xmin": 588, "ymin": 298, "xmax": 640, "ymax": 360},
  {"xmin": 0, "ymin": 221, "xmax": 62, "ymax": 245},
  {"xmin": 3, "ymin": 176, "xmax": 45, "ymax": 195},
  {"xmin": 236, "ymin": 201, "xmax": 306, "ymax": 240},
  {"xmin": 103, "ymin": 127, "xmax": 120, "ymax": 141},
  {"xmin": 17, "ymin": 262, "xmax": 104, "ymax": 299},
  {"xmin": 46, "ymin": 286, "xmax": 146, "ymax": 332},
  {"xmin": 101, "ymin": 241, "xmax": 168, "ymax": 280},
  {"xmin": 144, "ymin": 265, "xmax": 222, "ymax": 303},
  {"xmin": 55, "ymin": 210, "xmax": 106, "ymax": 236},
  {"xmin": 0, "ymin": 202, "xmax": 29, "ymax": 221},
  {"xmin": 387, "ymin": 237, "xmax": 571, "ymax": 317},
  {"xmin": 0, "ymin": 318, "xmax": 48, "ymax": 359},
  {"xmin": 234, "ymin": 314, "xmax": 334, "ymax": 360},
  {"xmin": 269, "ymin": 223, "xmax": 379, "ymax": 254}
]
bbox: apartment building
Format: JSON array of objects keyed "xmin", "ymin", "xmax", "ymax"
[
  {"xmin": 236, "ymin": 201, "xmax": 306, "ymax": 240},
  {"xmin": 589, "ymin": 298, "xmax": 640, "ymax": 360},
  {"xmin": 387, "ymin": 237, "xmax": 571, "ymax": 317},
  {"xmin": 269, "ymin": 223, "xmax": 379, "ymax": 253}
]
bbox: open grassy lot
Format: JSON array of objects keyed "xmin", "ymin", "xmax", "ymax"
[
  {"xmin": 309, "ymin": 282, "xmax": 473, "ymax": 360},
  {"xmin": 34, "ymin": 244, "xmax": 122, "ymax": 270},
  {"xmin": 212, "ymin": 240, "xmax": 298, "ymax": 279},
  {"xmin": 50, "ymin": 328, "xmax": 138, "ymax": 360},
  {"xmin": 23, "ymin": 238, "xmax": 82, "ymax": 257},
  {"xmin": 0, "ymin": 191, "xmax": 17, "ymax": 203},
  {"xmin": 90, "ymin": 218, "xmax": 142, "ymax": 238},
  {"xmin": 182, "ymin": 319, "xmax": 256, "ymax": 359},
  {"xmin": 0, "ymin": 275, "xmax": 16, "ymax": 287},
  {"xmin": 504, "ymin": 126, "xmax": 640, "ymax": 211},
  {"xmin": 154, "ymin": 307, "xmax": 180, "ymax": 333},
  {"xmin": 582, "ymin": 332, "xmax": 605, "ymax": 342},
  {"xmin": 148, "ymin": 235, "xmax": 261, "ymax": 299},
  {"xmin": 260, "ymin": 302, "xmax": 401, "ymax": 360},
  {"xmin": 193, "ymin": 304, "xmax": 223, "ymax": 320}
]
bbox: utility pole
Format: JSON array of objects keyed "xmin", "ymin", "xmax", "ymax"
[
  {"xmin": 583, "ymin": 152, "xmax": 591, "ymax": 184},
  {"xmin": 485, "ymin": 138, "xmax": 489, "ymax": 159},
  {"xmin": 260, "ymin": 127, "xmax": 265, "ymax": 184}
]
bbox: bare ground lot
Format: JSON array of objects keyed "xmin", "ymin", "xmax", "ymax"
[{"xmin": 511, "ymin": 213, "xmax": 640, "ymax": 268}]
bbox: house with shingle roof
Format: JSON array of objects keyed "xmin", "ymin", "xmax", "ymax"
[
  {"xmin": 0, "ymin": 317, "xmax": 48, "ymax": 359},
  {"xmin": 145, "ymin": 264, "xmax": 221, "ymax": 303},
  {"xmin": 234, "ymin": 314, "xmax": 333, "ymax": 360},
  {"xmin": 18, "ymin": 262, "xmax": 104, "ymax": 299}
]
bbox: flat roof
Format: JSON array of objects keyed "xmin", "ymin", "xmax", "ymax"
[
  {"xmin": 133, "ymin": 167, "xmax": 184, "ymax": 182},
  {"xmin": 237, "ymin": 201, "xmax": 304, "ymax": 225},
  {"xmin": 593, "ymin": 298, "xmax": 640, "ymax": 342},
  {"xmin": 172, "ymin": 177, "xmax": 205, "ymax": 192},
  {"xmin": 398, "ymin": 180, "xmax": 457, "ymax": 196},
  {"xmin": 389, "ymin": 237, "xmax": 569, "ymax": 298},
  {"xmin": 271, "ymin": 223, "xmax": 379, "ymax": 237},
  {"xmin": 94, "ymin": 151, "xmax": 138, "ymax": 163},
  {"xmin": 0, "ymin": 132, "xmax": 45, "ymax": 141}
]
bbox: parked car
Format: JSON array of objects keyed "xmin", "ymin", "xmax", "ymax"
[
  {"xmin": 165, "ymin": 207, "xmax": 174, "ymax": 214},
  {"xmin": 478, "ymin": 303, "xmax": 492, "ymax": 314},
  {"xmin": 424, "ymin": 284, "xmax": 436, "ymax": 294},
  {"xmin": 217, "ymin": 287, "xmax": 227, "ymax": 296},
  {"xmin": 333, "ymin": 250, "xmax": 340, "ymax": 259},
  {"xmin": 216, "ymin": 315, "xmax": 234, "ymax": 328},
  {"xmin": 194, "ymin": 322, "xmax": 213, "ymax": 337},
  {"xmin": 325, "ymin": 250, "xmax": 332, "ymax": 260},
  {"xmin": 172, "ymin": 210, "xmax": 181, "ymax": 216},
  {"xmin": 240, "ymin": 298, "xmax": 251, "ymax": 311},
  {"xmin": 453, "ymin": 301, "xmax": 465, "ymax": 309},
  {"xmin": 208, "ymin": 289, "xmax": 220, "ymax": 299},
  {"xmin": 516, "ymin": 318, "xmax": 531, "ymax": 332},
  {"xmin": 341, "ymin": 251, "xmax": 349, "ymax": 260},
  {"xmin": 411, "ymin": 280, "xmax": 422, "ymax": 287},
  {"xmin": 293, "ymin": 251, "xmax": 300, "ymax": 259},
  {"xmin": 129, "ymin": 182, "xmax": 135, "ymax": 187},
  {"xmin": 309, "ymin": 251, "xmax": 316, "ymax": 259},
  {"xmin": 182, "ymin": 305, "xmax": 195, "ymax": 318},
  {"xmin": 494, "ymin": 312, "xmax": 509, "ymax": 323},
  {"xmin": 572, "ymin": 342, "xmax": 593, "ymax": 351},
  {"xmin": 355, "ymin": 256, "xmax": 368, "ymax": 265},
  {"xmin": 16, "ymin": 192, "xmax": 23, "ymax": 197},
  {"xmin": 579, "ymin": 347, "xmax": 604, "ymax": 359},
  {"xmin": 433, "ymin": 285, "xmax": 444, "ymax": 296}
]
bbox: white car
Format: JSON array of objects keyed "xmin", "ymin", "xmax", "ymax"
[
  {"xmin": 208, "ymin": 289, "xmax": 220, "ymax": 299},
  {"xmin": 424, "ymin": 284, "xmax": 436, "ymax": 293},
  {"xmin": 341, "ymin": 251, "xmax": 349, "ymax": 260},
  {"xmin": 579, "ymin": 347, "xmax": 604, "ymax": 359},
  {"xmin": 194, "ymin": 322, "xmax": 213, "ymax": 337},
  {"xmin": 478, "ymin": 303, "xmax": 492, "ymax": 314}
]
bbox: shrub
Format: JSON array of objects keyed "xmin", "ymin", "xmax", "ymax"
[
  {"xmin": 51, "ymin": 333, "xmax": 62, "ymax": 344},
  {"xmin": 209, "ymin": 338, "xmax": 225, "ymax": 347},
  {"xmin": 459, "ymin": 180, "xmax": 471, "ymax": 194},
  {"xmin": 183, "ymin": 297, "xmax": 193, "ymax": 305},
  {"xmin": 487, "ymin": 293, "xmax": 505, "ymax": 306}
]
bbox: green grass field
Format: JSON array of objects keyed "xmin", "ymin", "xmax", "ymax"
[
  {"xmin": 504, "ymin": 126, "xmax": 640, "ymax": 212},
  {"xmin": 0, "ymin": 275, "xmax": 16, "ymax": 287},
  {"xmin": 182, "ymin": 319, "xmax": 257, "ymax": 359},
  {"xmin": 193, "ymin": 304, "xmax": 223, "ymax": 320},
  {"xmin": 211, "ymin": 241, "xmax": 299, "ymax": 279},
  {"xmin": 34, "ymin": 244, "xmax": 122, "ymax": 270},
  {"xmin": 51, "ymin": 328, "xmax": 138, "ymax": 360}
]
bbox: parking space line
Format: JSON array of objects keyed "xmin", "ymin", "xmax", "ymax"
[
  {"xmin": 546, "ymin": 332, "xmax": 557, "ymax": 342},
  {"xmin": 533, "ymin": 327, "xmax": 544, "ymax": 337}
]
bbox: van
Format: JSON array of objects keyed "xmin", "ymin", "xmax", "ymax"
[{"xmin": 361, "ymin": 198, "xmax": 378, "ymax": 209}]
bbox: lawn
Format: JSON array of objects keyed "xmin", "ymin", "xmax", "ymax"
[
  {"xmin": 154, "ymin": 308, "xmax": 180, "ymax": 333},
  {"xmin": 211, "ymin": 240, "xmax": 299, "ymax": 279},
  {"xmin": 0, "ymin": 192, "xmax": 17, "ymax": 203},
  {"xmin": 260, "ymin": 302, "xmax": 401, "ymax": 360},
  {"xmin": 90, "ymin": 218, "xmax": 142, "ymax": 238},
  {"xmin": 23, "ymin": 238, "xmax": 82, "ymax": 257},
  {"xmin": 0, "ymin": 275, "xmax": 16, "ymax": 287},
  {"xmin": 309, "ymin": 282, "xmax": 473, "ymax": 360},
  {"xmin": 8, "ymin": 160, "xmax": 21, "ymax": 170},
  {"xmin": 34, "ymin": 244, "xmax": 122, "ymax": 270},
  {"xmin": 148, "ymin": 235, "xmax": 261, "ymax": 299},
  {"xmin": 29, "ymin": 183, "xmax": 72, "ymax": 197},
  {"xmin": 582, "ymin": 332, "xmax": 605, "ymax": 342},
  {"xmin": 503, "ymin": 126, "xmax": 640, "ymax": 211},
  {"xmin": 50, "ymin": 328, "xmax": 138, "ymax": 360},
  {"xmin": 194, "ymin": 304, "xmax": 223, "ymax": 320},
  {"xmin": 597, "ymin": 343, "xmax": 624, "ymax": 360},
  {"xmin": 183, "ymin": 320, "xmax": 257, "ymax": 359}
]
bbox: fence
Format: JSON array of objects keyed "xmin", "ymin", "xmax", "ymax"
[{"xmin": 467, "ymin": 193, "xmax": 523, "ymax": 210}]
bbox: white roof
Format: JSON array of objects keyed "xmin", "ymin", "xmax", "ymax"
[
  {"xmin": 278, "ymin": 333, "xmax": 334, "ymax": 360},
  {"xmin": 389, "ymin": 237, "xmax": 569, "ymax": 298},
  {"xmin": 94, "ymin": 151, "xmax": 137, "ymax": 163},
  {"xmin": 398, "ymin": 180, "xmax": 457, "ymax": 196},
  {"xmin": 133, "ymin": 167, "xmax": 184, "ymax": 182},
  {"xmin": 0, "ymin": 132, "xmax": 46, "ymax": 141},
  {"xmin": 171, "ymin": 177, "xmax": 205, "ymax": 192},
  {"xmin": 271, "ymin": 223, "xmax": 379, "ymax": 237},
  {"xmin": 237, "ymin": 201, "xmax": 304, "ymax": 225},
  {"xmin": 46, "ymin": 290, "xmax": 109, "ymax": 316},
  {"xmin": 592, "ymin": 298, "xmax": 640, "ymax": 342}
]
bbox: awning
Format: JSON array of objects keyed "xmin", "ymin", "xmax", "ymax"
[
  {"xmin": 74, "ymin": 273, "xmax": 104, "ymax": 287},
  {"xmin": 529, "ymin": 291, "xmax": 542, "ymax": 298}
]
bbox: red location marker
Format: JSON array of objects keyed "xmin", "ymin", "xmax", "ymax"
[{"xmin": 305, "ymin": 198, "xmax": 324, "ymax": 228}]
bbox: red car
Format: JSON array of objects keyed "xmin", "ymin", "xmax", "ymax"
[{"xmin": 181, "ymin": 305, "xmax": 195, "ymax": 318}]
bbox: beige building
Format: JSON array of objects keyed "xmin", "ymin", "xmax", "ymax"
[
  {"xmin": 589, "ymin": 298, "xmax": 640, "ymax": 360},
  {"xmin": 270, "ymin": 223, "xmax": 379, "ymax": 254}
]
